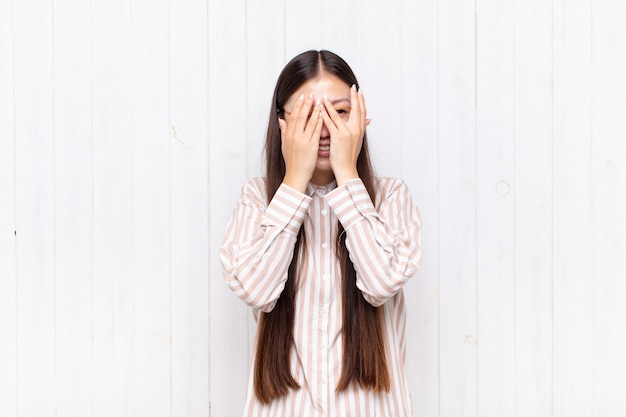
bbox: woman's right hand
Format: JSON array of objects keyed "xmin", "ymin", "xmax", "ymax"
[{"xmin": 279, "ymin": 94, "xmax": 323, "ymax": 193}]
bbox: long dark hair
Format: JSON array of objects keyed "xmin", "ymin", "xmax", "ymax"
[{"xmin": 254, "ymin": 50, "xmax": 390, "ymax": 404}]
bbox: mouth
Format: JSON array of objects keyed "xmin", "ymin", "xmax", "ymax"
[{"xmin": 318, "ymin": 142, "xmax": 330, "ymax": 158}]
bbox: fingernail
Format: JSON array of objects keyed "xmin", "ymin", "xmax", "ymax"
[
  {"xmin": 323, "ymin": 95, "xmax": 328, "ymax": 102},
  {"xmin": 309, "ymin": 92, "xmax": 314, "ymax": 99},
  {"xmin": 298, "ymin": 94, "xmax": 304, "ymax": 101},
  {"xmin": 351, "ymin": 84, "xmax": 357, "ymax": 91}
]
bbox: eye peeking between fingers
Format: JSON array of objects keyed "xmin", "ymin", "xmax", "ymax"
[{"xmin": 335, "ymin": 107, "xmax": 351, "ymax": 120}]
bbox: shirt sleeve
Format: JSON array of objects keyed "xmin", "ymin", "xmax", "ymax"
[
  {"xmin": 325, "ymin": 177, "xmax": 422, "ymax": 307},
  {"xmin": 219, "ymin": 178, "xmax": 312, "ymax": 312}
]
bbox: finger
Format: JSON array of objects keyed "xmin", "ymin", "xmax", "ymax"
[
  {"xmin": 286, "ymin": 94, "xmax": 305, "ymax": 131},
  {"xmin": 295, "ymin": 94, "xmax": 315, "ymax": 131},
  {"xmin": 347, "ymin": 84, "xmax": 361, "ymax": 125},
  {"xmin": 289, "ymin": 94, "xmax": 306, "ymax": 117},
  {"xmin": 278, "ymin": 117, "xmax": 287, "ymax": 132},
  {"xmin": 320, "ymin": 105, "xmax": 339, "ymax": 135},
  {"xmin": 321, "ymin": 96, "xmax": 343, "ymax": 129},
  {"xmin": 303, "ymin": 102, "xmax": 323, "ymax": 139},
  {"xmin": 310, "ymin": 106, "xmax": 324, "ymax": 141},
  {"xmin": 358, "ymin": 88, "xmax": 367, "ymax": 127}
]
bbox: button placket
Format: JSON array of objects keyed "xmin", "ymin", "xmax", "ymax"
[{"xmin": 316, "ymin": 191, "xmax": 332, "ymax": 414}]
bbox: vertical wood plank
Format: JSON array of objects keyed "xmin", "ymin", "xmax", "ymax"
[
  {"xmin": 590, "ymin": 0, "xmax": 626, "ymax": 414},
  {"xmin": 52, "ymin": 1, "xmax": 94, "ymax": 415},
  {"xmin": 398, "ymin": 0, "xmax": 439, "ymax": 415},
  {"xmin": 360, "ymin": 0, "xmax": 402, "ymax": 178},
  {"xmin": 244, "ymin": 0, "xmax": 286, "ymax": 360},
  {"xmin": 437, "ymin": 0, "xmax": 477, "ymax": 416},
  {"xmin": 321, "ymin": 0, "xmax": 362, "ymax": 68},
  {"xmin": 0, "ymin": 1, "xmax": 17, "ymax": 415},
  {"xmin": 475, "ymin": 0, "xmax": 515, "ymax": 415},
  {"xmin": 284, "ymin": 1, "xmax": 323, "ymax": 58},
  {"xmin": 14, "ymin": 0, "xmax": 56, "ymax": 415},
  {"xmin": 245, "ymin": 0, "xmax": 284, "ymax": 179},
  {"xmin": 513, "ymin": 0, "xmax": 554, "ymax": 415},
  {"xmin": 130, "ymin": 0, "xmax": 172, "ymax": 415},
  {"xmin": 169, "ymin": 0, "xmax": 210, "ymax": 415},
  {"xmin": 92, "ymin": 1, "xmax": 134, "ymax": 415},
  {"xmin": 208, "ymin": 0, "xmax": 249, "ymax": 414},
  {"xmin": 552, "ymin": 0, "xmax": 593, "ymax": 415}
]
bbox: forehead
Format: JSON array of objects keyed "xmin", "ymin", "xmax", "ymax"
[{"xmin": 286, "ymin": 74, "xmax": 352, "ymax": 107}]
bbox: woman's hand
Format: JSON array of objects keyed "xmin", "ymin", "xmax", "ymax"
[
  {"xmin": 279, "ymin": 94, "xmax": 324, "ymax": 193},
  {"xmin": 320, "ymin": 85, "xmax": 369, "ymax": 185}
]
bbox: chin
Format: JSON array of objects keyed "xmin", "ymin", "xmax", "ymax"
[{"xmin": 315, "ymin": 162, "xmax": 332, "ymax": 174}]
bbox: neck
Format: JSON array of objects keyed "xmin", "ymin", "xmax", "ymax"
[{"xmin": 310, "ymin": 171, "xmax": 335, "ymax": 187}]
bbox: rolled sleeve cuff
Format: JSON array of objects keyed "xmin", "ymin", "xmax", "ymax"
[
  {"xmin": 262, "ymin": 183, "xmax": 312, "ymax": 236},
  {"xmin": 325, "ymin": 178, "xmax": 377, "ymax": 229}
]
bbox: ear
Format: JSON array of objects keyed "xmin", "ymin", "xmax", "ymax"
[{"xmin": 278, "ymin": 117, "xmax": 286, "ymax": 131}]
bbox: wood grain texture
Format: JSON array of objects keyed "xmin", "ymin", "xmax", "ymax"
[
  {"xmin": 0, "ymin": 1, "xmax": 17, "ymax": 415},
  {"xmin": 169, "ymin": 0, "xmax": 210, "ymax": 415},
  {"xmin": 91, "ymin": 1, "xmax": 134, "ymax": 415},
  {"xmin": 590, "ymin": 0, "xmax": 626, "ymax": 415},
  {"xmin": 53, "ymin": 0, "xmax": 94, "ymax": 415},
  {"xmin": 398, "ymin": 0, "xmax": 439, "ymax": 416},
  {"xmin": 13, "ymin": 0, "xmax": 56, "ymax": 415},
  {"xmin": 552, "ymin": 1, "xmax": 594, "ymax": 416},
  {"xmin": 513, "ymin": 0, "xmax": 554, "ymax": 415},
  {"xmin": 476, "ymin": 0, "xmax": 515, "ymax": 415},
  {"xmin": 207, "ymin": 0, "xmax": 249, "ymax": 414},
  {"xmin": 129, "ymin": 0, "xmax": 172, "ymax": 415},
  {"xmin": 437, "ymin": 0, "xmax": 477, "ymax": 416}
]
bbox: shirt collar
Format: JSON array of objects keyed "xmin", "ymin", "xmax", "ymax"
[{"xmin": 306, "ymin": 180, "xmax": 337, "ymax": 197}]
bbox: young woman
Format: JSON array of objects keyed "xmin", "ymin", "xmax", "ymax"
[{"xmin": 220, "ymin": 50, "xmax": 422, "ymax": 417}]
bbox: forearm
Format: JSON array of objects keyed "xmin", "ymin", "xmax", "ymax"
[
  {"xmin": 220, "ymin": 180, "xmax": 312, "ymax": 311},
  {"xmin": 326, "ymin": 177, "xmax": 422, "ymax": 306}
]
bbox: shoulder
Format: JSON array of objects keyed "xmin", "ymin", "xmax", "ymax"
[
  {"xmin": 373, "ymin": 177, "xmax": 410, "ymax": 200},
  {"xmin": 238, "ymin": 177, "xmax": 268, "ymax": 206},
  {"xmin": 373, "ymin": 177, "xmax": 421, "ymax": 223}
]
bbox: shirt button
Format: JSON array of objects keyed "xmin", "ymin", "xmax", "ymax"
[
  {"xmin": 321, "ymin": 242, "xmax": 328, "ymax": 249},
  {"xmin": 321, "ymin": 209, "xmax": 327, "ymax": 215}
]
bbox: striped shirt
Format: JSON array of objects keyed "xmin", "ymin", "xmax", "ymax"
[{"xmin": 220, "ymin": 177, "xmax": 422, "ymax": 417}]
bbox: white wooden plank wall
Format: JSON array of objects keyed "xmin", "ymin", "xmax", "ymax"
[
  {"xmin": 1, "ymin": 1, "xmax": 625, "ymax": 416},
  {"xmin": 513, "ymin": 0, "xmax": 553, "ymax": 415}
]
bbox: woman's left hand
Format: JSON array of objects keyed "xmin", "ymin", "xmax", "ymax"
[{"xmin": 320, "ymin": 84, "xmax": 370, "ymax": 186}]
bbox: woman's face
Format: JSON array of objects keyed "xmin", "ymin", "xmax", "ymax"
[{"xmin": 282, "ymin": 73, "xmax": 352, "ymax": 185}]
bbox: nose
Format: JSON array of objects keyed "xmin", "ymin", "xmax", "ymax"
[{"xmin": 321, "ymin": 119, "xmax": 330, "ymax": 138}]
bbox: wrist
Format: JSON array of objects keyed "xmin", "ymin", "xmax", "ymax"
[
  {"xmin": 282, "ymin": 172, "xmax": 310, "ymax": 194},
  {"xmin": 333, "ymin": 168, "xmax": 359, "ymax": 186}
]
